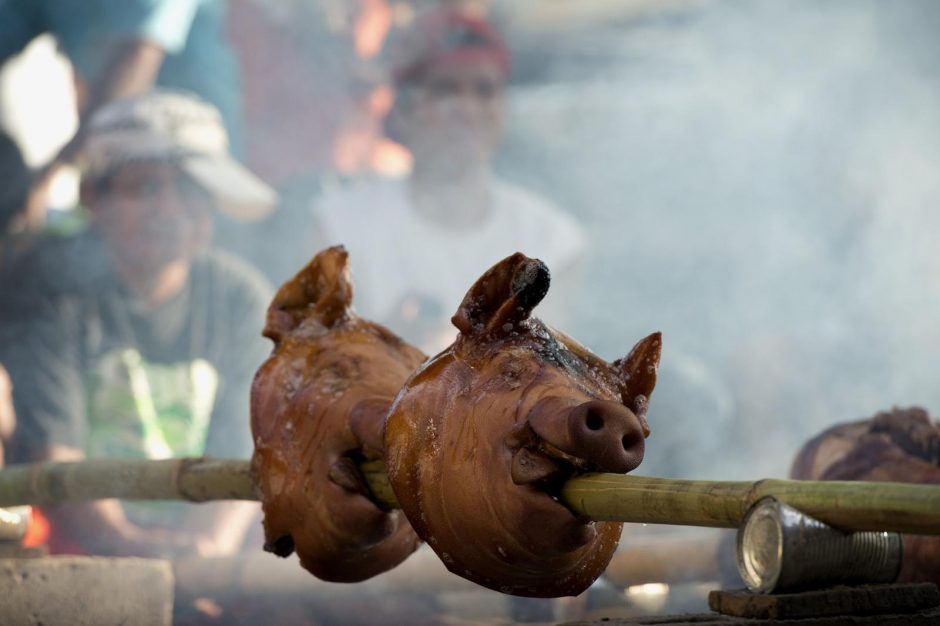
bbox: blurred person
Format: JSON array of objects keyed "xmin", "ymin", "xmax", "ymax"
[
  {"xmin": 0, "ymin": 0, "xmax": 241, "ymax": 224},
  {"xmin": 225, "ymin": 0, "xmax": 365, "ymax": 185},
  {"xmin": 312, "ymin": 6, "xmax": 585, "ymax": 352},
  {"xmin": 216, "ymin": 0, "xmax": 419, "ymax": 287},
  {"xmin": 0, "ymin": 89, "xmax": 276, "ymax": 558},
  {"xmin": 0, "ymin": 130, "xmax": 33, "ymax": 469},
  {"xmin": 225, "ymin": 0, "xmax": 418, "ymax": 186}
]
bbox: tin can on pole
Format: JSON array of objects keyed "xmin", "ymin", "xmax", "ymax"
[{"xmin": 736, "ymin": 497, "xmax": 902, "ymax": 593}]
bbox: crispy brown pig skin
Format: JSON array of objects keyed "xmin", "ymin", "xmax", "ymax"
[
  {"xmin": 251, "ymin": 246, "xmax": 426, "ymax": 582},
  {"xmin": 385, "ymin": 252, "xmax": 661, "ymax": 597},
  {"xmin": 791, "ymin": 406, "xmax": 940, "ymax": 586}
]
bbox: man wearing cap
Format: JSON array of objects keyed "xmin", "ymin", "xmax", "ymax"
[
  {"xmin": 0, "ymin": 89, "xmax": 275, "ymax": 557},
  {"xmin": 312, "ymin": 7, "xmax": 586, "ymax": 353}
]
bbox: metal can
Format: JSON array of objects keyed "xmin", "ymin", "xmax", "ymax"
[
  {"xmin": 736, "ymin": 497, "xmax": 902, "ymax": 593},
  {"xmin": 0, "ymin": 505, "xmax": 31, "ymax": 542}
]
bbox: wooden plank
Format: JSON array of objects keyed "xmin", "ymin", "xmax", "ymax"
[
  {"xmin": 708, "ymin": 583, "xmax": 940, "ymax": 620},
  {"xmin": 562, "ymin": 606, "xmax": 940, "ymax": 625}
]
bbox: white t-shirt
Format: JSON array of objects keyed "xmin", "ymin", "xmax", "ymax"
[{"xmin": 313, "ymin": 176, "xmax": 585, "ymax": 351}]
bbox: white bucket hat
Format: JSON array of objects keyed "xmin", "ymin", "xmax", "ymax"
[{"xmin": 84, "ymin": 89, "xmax": 276, "ymax": 221}]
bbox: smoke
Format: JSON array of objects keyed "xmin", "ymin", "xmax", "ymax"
[{"xmin": 498, "ymin": 0, "xmax": 940, "ymax": 478}]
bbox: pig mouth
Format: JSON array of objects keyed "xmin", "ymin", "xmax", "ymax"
[
  {"xmin": 328, "ymin": 451, "xmax": 383, "ymax": 504},
  {"xmin": 509, "ymin": 442, "xmax": 594, "ymax": 520}
]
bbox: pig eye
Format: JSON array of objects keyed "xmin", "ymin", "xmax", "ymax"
[
  {"xmin": 502, "ymin": 367, "xmax": 521, "ymax": 386},
  {"xmin": 497, "ymin": 357, "xmax": 532, "ymax": 389},
  {"xmin": 501, "ymin": 358, "xmax": 526, "ymax": 377}
]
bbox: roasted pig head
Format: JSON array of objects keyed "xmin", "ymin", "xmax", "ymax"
[
  {"xmin": 251, "ymin": 246, "xmax": 426, "ymax": 582},
  {"xmin": 384, "ymin": 252, "xmax": 661, "ymax": 597},
  {"xmin": 791, "ymin": 406, "xmax": 940, "ymax": 586}
]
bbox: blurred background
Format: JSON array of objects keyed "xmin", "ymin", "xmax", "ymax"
[
  {"xmin": 497, "ymin": 0, "xmax": 940, "ymax": 482},
  {"xmin": 3, "ymin": 0, "xmax": 940, "ymax": 623}
]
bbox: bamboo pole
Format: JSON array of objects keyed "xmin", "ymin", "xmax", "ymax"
[
  {"xmin": 1, "ymin": 457, "xmax": 939, "ymax": 535},
  {"xmin": 0, "ymin": 457, "xmax": 257, "ymax": 506},
  {"xmin": 560, "ymin": 474, "xmax": 940, "ymax": 534}
]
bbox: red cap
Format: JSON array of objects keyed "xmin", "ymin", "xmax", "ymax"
[{"xmin": 387, "ymin": 8, "xmax": 510, "ymax": 85}]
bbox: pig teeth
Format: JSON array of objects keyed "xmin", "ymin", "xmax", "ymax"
[
  {"xmin": 510, "ymin": 448, "xmax": 564, "ymax": 485},
  {"xmin": 536, "ymin": 439, "xmax": 595, "ymax": 472}
]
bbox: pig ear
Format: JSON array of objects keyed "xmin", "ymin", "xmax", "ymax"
[
  {"xmin": 263, "ymin": 245, "xmax": 353, "ymax": 342},
  {"xmin": 451, "ymin": 253, "xmax": 550, "ymax": 337},
  {"xmin": 614, "ymin": 332, "xmax": 662, "ymax": 427}
]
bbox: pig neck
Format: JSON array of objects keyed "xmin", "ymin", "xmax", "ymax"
[{"xmin": 408, "ymin": 167, "xmax": 493, "ymax": 231}]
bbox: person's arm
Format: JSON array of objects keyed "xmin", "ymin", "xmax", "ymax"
[{"xmin": 30, "ymin": 0, "xmax": 202, "ymax": 219}]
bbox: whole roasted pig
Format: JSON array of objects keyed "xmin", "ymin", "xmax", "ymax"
[
  {"xmin": 251, "ymin": 246, "xmax": 425, "ymax": 582},
  {"xmin": 385, "ymin": 252, "xmax": 661, "ymax": 597},
  {"xmin": 791, "ymin": 406, "xmax": 940, "ymax": 585}
]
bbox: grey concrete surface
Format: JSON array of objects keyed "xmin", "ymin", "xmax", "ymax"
[{"xmin": 0, "ymin": 556, "xmax": 173, "ymax": 626}]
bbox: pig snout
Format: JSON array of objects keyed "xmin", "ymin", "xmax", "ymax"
[{"xmin": 527, "ymin": 398, "xmax": 646, "ymax": 473}]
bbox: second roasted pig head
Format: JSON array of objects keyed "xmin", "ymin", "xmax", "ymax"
[
  {"xmin": 251, "ymin": 246, "xmax": 426, "ymax": 582},
  {"xmin": 385, "ymin": 252, "xmax": 661, "ymax": 597}
]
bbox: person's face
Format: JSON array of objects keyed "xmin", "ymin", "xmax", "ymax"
[
  {"xmin": 401, "ymin": 60, "xmax": 506, "ymax": 173},
  {"xmin": 88, "ymin": 162, "xmax": 213, "ymax": 271}
]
